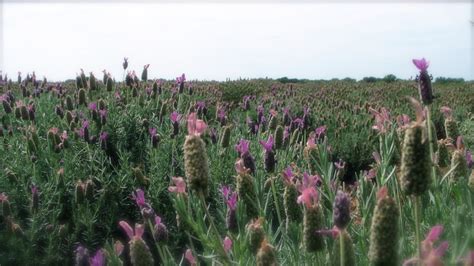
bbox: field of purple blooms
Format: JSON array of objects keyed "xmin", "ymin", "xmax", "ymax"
[{"xmin": 0, "ymin": 58, "xmax": 474, "ymax": 265}]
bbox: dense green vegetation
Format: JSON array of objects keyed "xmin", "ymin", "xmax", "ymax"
[{"xmin": 0, "ymin": 73, "xmax": 473, "ymax": 265}]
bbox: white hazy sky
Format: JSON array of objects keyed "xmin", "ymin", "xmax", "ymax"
[{"xmin": 1, "ymin": 2, "xmax": 473, "ymax": 81}]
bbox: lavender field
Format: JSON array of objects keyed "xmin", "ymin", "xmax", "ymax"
[{"xmin": 0, "ymin": 58, "xmax": 474, "ymax": 265}]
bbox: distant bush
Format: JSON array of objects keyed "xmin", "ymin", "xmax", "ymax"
[
  {"xmin": 434, "ymin": 77, "xmax": 465, "ymax": 84},
  {"xmin": 276, "ymin": 77, "xmax": 307, "ymax": 84},
  {"xmin": 361, "ymin": 76, "xmax": 379, "ymax": 83},
  {"xmin": 383, "ymin": 74, "xmax": 397, "ymax": 83}
]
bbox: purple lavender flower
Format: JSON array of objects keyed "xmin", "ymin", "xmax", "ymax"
[
  {"xmin": 88, "ymin": 102, "xmax": 97, "ymax": 111},
  {"xmin": 235, "ymin": 139, "xmax": 250, "ymax": 156},
  {"xmin": 259, "ymin": 135, "xmax": 274, "ymax": 152},
  {"xmin": 221, "ymin": 185, "xmax": 238, "ymax": 232},
  {"xmin": 260, "ymin": 135, "xmax": 275, "ymax": 172},
  {"xmin": 237, "ymin": 139, "xmax": 256, "ymax": 174},
  {"xmin": 99, "ymin": 131, "xmax": 108, "ymax": 143},
  {"xmin": 412, "ymin": 58, "xmax": 434, "ymax": 105},
  {"xmin": 170, "ymin": 111, "xmax": 181, "ymax": 137},
  {"xmin": 242, "ymin": 95, "xmax": 251, "ymax": 110},
  {"xmin": 292, "ymin": 118, "xmax": 304, "ymax": 131},
  {"xmin": 335, "ymin": 159, "xmax": 345, "ymax": 170},
  {"xmin": 176, "ymin": 73, "xmax": 186, "ymax": 93},
  {"xmin": 133, "ymin": 189, "xmax": 146, "ymax": 208},
  {"xmin": 154, "ymin": 215, "xmax": 168, "ymax": 242},
  {"xmin": 217, "ymin": 107, "xmax": 227, "ymax": 126},
  {"xmin": 282, "ymin": 166, "xmax": 295, "ymax": 185},
  {"xmin": 77, "ymin": 120, "xmax": 90, "ymax": 142},
  {"xmin": 210, "ymin": 128, "xmax": 218, "ymax": 144},
  {"xmin": 282, "ymin": 107, "xmax": 291, "ymax": 126},
  {"xmin": 333, "ymin": 191, "xmax": 351, "ymax": 230},
  {"xmin": 90, "ymin": 249, "xmax": 105, "ymax": 266},
  {"xmin": 75, "ymin": 245, "xmax": 90, "ymax": 266},
  {"xmin": 149, "ymin": 128, "xmax": 159, "ymax": 147},
  {"xmin": 315, "ymin": 126, "xmax": 327, "ymax": 140},
  {"xmin": 303, "ymin": 106, "xmax": 311, "ymax": 129}
]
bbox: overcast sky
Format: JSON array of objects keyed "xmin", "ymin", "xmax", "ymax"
[{"xmin": 1, "ymin": 2, "xmax": 472, "ymax": 81}]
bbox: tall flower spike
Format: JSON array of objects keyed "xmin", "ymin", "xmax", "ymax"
[
  {"xmin": 184, "ymin": 113, "xmax": 210, "ymax": 196},
  {"xmin": 247, "ymin": 219, "xmax": 265, "ymax": 254},
  {"xmin": 260, "ymin": 135, "xmax": 276, "ymax": 173},
  {"xmin": 412, "ymin": 58, "xmax": 434, "ymax": 105},
  {"xmin": 369, "ymin": 186, "xmax": 400, "ymax": 266},
  {"xmin": 333, "ymin": 191, "xmax": 351, "ymax": 230},
  {"xmin": 283, "ymin": 167, "xmax": 302, "ymax": 229},
  {"xmin": 400, "ymin": 98, "xmax": 431, "ymax": 196}
]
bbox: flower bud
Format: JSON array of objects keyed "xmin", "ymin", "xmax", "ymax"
[
  {"xmin": 247, "ymin": 219, "xmax": 265, "ymax": 255},
  {"xmin": 184, "ymin": 135, "xmax": 210, "ymax": 196},
  {"xmin": 274, "ymin": 125, "xmax": 284, "ymax": 150},
  {"xmin": 444, "ymin": 118, "xmax": 459, "ymax": 142},
  {"xmin": 449, "ymin": 149, "xmax": 469, "ymax": 182},
  {"xmin": 78, "ymin": 89, "xmax": 87, "ymax": 106},
  {"xmin": 284, "ymin": 183, "xmax": 301, "ymax": 229},
  {"xmin": 304, "ymin": 204, "xmax": 325, "ymax": 252},
  {"xmin": 256, "ymin": 239, "xmax": 278, "ymax": 266},
  {"xmin": 130, "ymin": 238, "xmax": 154, "ymax": 266},
  {"xmin": 400, "ymin": 122, "xmax": 431, "ymax": 196},
  {"xmin": 369, "ymin": 187, "xmax": 399, "ymax": 266},
  {"xmin": 220, "ymin": 126, "xmax": 231, "ymax": 148},
  {"xmin": 333, "ymin": 191, "xmax": 351, "ymax": 230}
]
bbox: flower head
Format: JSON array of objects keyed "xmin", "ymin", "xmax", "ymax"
[
  {"xmin": 170, "ymin": 111, "xmax": 181, "ymax": 123},
  {"xmin": 90, "ymin": 249, "xmax": 105, "ymax": 266},
  {"xmin": 370, "ymin": 107, "xmax": 391, "ymax": 134},
  {"xmin": 235, "ymin": 158, "xmax": 250, "ymax": 175},
  {"xmin": 235, "ymin": 139, "xmax": 250, "ymax": 155},
  {"xmin": 223, "ymin": 236, "xmax": 233, "ymax": 253},
  {"xmin": 185, "ymin": 249, "xmax": 196, "ymax": 266},
  {"xmin": 403, "ymin": 225, "xmax": 449, "ymax": 266},
  {"xmin": 282, "ymin": 166, "xmax": 295, "ymax": 185},
  {"xmin": 132, "ymin": 189, "xmax": 146, "ymax": 207},
  {"xmin": 31, "ymin": 185, "xmax": 38, "ymax": 195},
  {"xmin": 176, "ymin": 73, "xmax": 186, "ymax": 84},
  {"xmin": 315, "ymin": 125, "xmax": 326, "ymax": 140},
  {"xmin": 99, "ymin": 131, "xmax": 108, "ymax": 142},
  {"xmin": 0, "ymin": 192, "xmax": 8, "ymax": 202},
  {"xmin": 259, "ymin": 135, "xmax": 274, "ymax": 152},
  {"xmin": 119, "ymin": 221, "xmax": 144, "ymax": 241},
  {"xmin": 149, "ymin": 128, "xmax": 157, "ymax": 137},
  {"xmin": 187, "ymin": 112, "xmax": 207, "ymax": 136},
  {"xmin": 397, "ymin": 114, "xmax": 411, "ymax": 129},
  {"xmin": 168, "ymin": 177, "xmax": 187, "ymax": 194},
  {"xmin": 88, "ymin": 102, "xmax": 97, "ymax": 111},
  {"xmin": 297, "ymin": 187, "xmax": 319, "ymax": 208},
  {"xmin": 412, "ymin": 58, "xmax": 430, "ymax": 72},
  {"xmin": 335, "ymin": 159, "xmax": 346, "ymax": 170}
]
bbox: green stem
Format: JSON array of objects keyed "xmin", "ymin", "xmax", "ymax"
[
  {"xmin": 413, "ymin": 196, "xmax": 422, "ymax": 264},
  {"xmin": 426, "ymin": 107, "xmax": 437, "ymax": 187},
  {"xmin": 340, "ymin": 229, "xmax": 345, "ymax": 266},
  {"xmin": 270, "ymin": 177, "xmax": 283, "ymax": 226}
]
